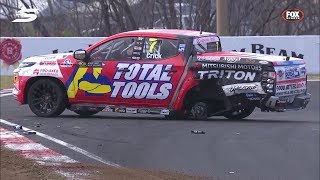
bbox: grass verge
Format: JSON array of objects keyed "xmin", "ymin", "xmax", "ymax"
[
  {"xmin": 308, "ymin": 74, "xmax": 320, "ymax": 80},
  {"xmin": 0, "ymin": 76, "xmax": 13, "ymax": 89},
  {"xmin": 1, "ymin": 146, "xmax": 208, "ymax": 180},
  {"xmin": 1, "ymin": 146, "xmax": 65, "ymax": 180}
]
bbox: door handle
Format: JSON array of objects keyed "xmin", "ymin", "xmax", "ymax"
[{"xmin": 118, "ymin": 68, "xmax": 130, "ymax": 72}]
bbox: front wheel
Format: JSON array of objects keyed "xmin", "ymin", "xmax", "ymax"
[
  {"xmin": 190, "ymin": 102, "xmax": 208, "ymax": 120},
  {"xmin": 223, "ymin": 106, "xmax": 255, "ymax": 120},
  {"xmin": 27, "ymin": 79, "xmax": 66, "ymax": 117}
]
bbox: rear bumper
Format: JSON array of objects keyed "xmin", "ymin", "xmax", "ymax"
[{"xmin": 264, "ymin": 93, "xmax": 311, "ymax": 111}]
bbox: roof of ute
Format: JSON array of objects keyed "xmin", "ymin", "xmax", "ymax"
[{"xmin": 118, "ymin": 29, "xmax": 217, "ymax": 38}]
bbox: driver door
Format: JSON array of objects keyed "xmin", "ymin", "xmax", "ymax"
[{"xmin": 68, "ymin": 37, "xmax": 140, "ymax": 105}]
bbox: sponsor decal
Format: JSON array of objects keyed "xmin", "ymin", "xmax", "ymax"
[
  {"xmin": 115, "ymin": 107, "xmax": 126, "ymax": 113},
  {"xmin": 197, "ymin": 56, "xmax": 221, "ymax": 61},
  {"xmin": 133, "ymin": 46, "xmax": 142, "ymax": 51},
  {"xmin": 111, "ymin": 63, "xmax": 173, "ymax": 100},
  {"xmin": 222, "ymin": 82, "xmax": 265, "ymax": 96},
  {"xmin": 132, "ymin": 51, "xmax": 141, "ymax": 56},
  {"xmin": 33, "ymin": 69, "xmax": 39, "ymax": 75},
  {"xmin": 33, "ymin": 68, "xmax": 60, "ymax": 76},
  {"xmin": 276, "ymin": 89, "xmax": 306, "ymax": 96},
  {"xmin": 276, "ymin": 82, "xmax": 305, "ymax": 91},
  {"xmin": 178, "ymin": 44, "xmax": 186, "ymax": 52},
  {"xmin": 160, "ymin": 109, "xmax": 170, "ymax": 115},
  {"xmin": 281, "ymin": 8, "xmax": 304, "ymax": 22},
  {"xmin": 300, "ymin": 66, "xmax": 306, "ymax": 77},
  {"xmin": 285, "ymin": 66, "xmax": 300, "ymax": 79},
  {"xmin": 221, "ymin": 57, "xmax": 240, "ymax": 63},
  {"xmin": 60, "ymin": 59, "xmax": 73, "ymax": 67},
  {"xmin": 77, "ymin": 61, "xmax": 87, "ymax": 67},
  {"xmin": 66, "ymin": 66, "xmax": 112, "ymax": 98},
  {"xmin": 43, "ymin": 55, "xmax": 57, "ymax": 60},
  {"xmin": 0, "ymin": 38, "xmax": 22, "ymax": 68},
  {"xmin": 12, "ymin": 8, "xmax": 38, "ymax": 23},
  {"xmin": 137, "ymin": 108, "xmax": 149, "ymax": 114},
  {"xmin": 146, "ymin": 52, "xmax": 162, "ymax": 59},
  {"xmin": 149, "ymin": 109, "xmax": 161, "ymax": 114},
  {"xmin": 259, "ymin": 60, "xmax": 269, "ymax": 65},
  {"xmin": 103, "ymin": 106, "xmax": 114, "ymax": 112},
  {"xmin": 197, "ymin": 70, "xmax": 256, "ymax": 81},
  {"xmin": 40, "ymin": 60, "xmax": 56, "ymax": 66},
  {"xmin": 243, "ymin": 58, "xmax": 255, "ymax": 63},
  {"xmin": 126, "ymin": 108, "xmax": 137, "ymax": 114},
  {"xmin": 201, "ymin": 63, "xmax": 261, "ymax": 71},
  {"xmin": 87, "ymin": 61, "xmax": 105, "ymax": 67},
  {"xmin": 245, "ymin": 93, "xmax": 261, "ymax": 100},
  {"xmin": 277, "ymin": 69, "xmax": 284, "ymax": 80},
  {"xmin": 193, "ymin": 36, "xmax": 219, "ymax": 45},
  {"xmin": 275, "ymin": 81, "xmax": 306, "ymax": 96},
  {"xmin": 131, "ymin": 56, "xmax": 141, "ymax": 60}
]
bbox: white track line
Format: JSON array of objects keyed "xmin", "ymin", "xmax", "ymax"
[
  {"xmin": 0, "ymin": 118, "xmax": 121, "ymax": 167},
  {"xmin": 0, "ymin": 93, "xmax": 13, "ymax": 97}
]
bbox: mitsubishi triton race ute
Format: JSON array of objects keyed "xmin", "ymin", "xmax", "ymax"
[{"xmin": 13, "ymin": 29, "xmax": 311, "ymax": 120}]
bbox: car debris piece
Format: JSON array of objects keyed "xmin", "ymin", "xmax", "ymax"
[
  {"xmin": 24, "ymin": 131, "xmax": 36, "ymax": 135},
  {"xmin": 191, "ymin": 130, "xmax": 205, "ymax": 134},
  {"xmin": 14, "ymin": 125, "xmax": 22, "ymax": 130}
]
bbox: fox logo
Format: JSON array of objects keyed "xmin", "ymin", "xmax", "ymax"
[{"xmin": 281, "ymin": 9, "xmax": 304, "ymax": 22}]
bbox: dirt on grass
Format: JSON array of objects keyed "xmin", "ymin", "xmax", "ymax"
[
  {"xmin": 1, "ymin": 147, "xmax": 210, "ymax": 180},
  {"xmin": 0, "ymin": 147, "xmax": 65, "ymax": 180}
]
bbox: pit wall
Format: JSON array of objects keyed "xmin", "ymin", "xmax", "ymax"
[{"xmin": 1, "ymin": 35, "xmax": 319, "ymax": 75}]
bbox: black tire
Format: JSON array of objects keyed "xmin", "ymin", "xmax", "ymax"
[
  {"xmin": 190, "ymin": 102, "xmax": 208, "ymax": 120},
  {"xmin": 223, "ymin": 106, "xmax": 255, "ymax": 120},
  {"xmin": 27, "ymin": 79, "xmax": 66, "ymax": 117},
  {"xmin": 73, "ymin": 108, "xmax": 102, "ymax": 116}
]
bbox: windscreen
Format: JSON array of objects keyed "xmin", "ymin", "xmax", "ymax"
[{"xmin": 193, "ymin": 36, "xmax": 222, "ymax": 53}]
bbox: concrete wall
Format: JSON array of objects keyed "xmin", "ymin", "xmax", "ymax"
[{"xmin": 1, "ymin": 36, "xmax": 319, "ymax": 75}]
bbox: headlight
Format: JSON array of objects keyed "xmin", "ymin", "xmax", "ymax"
[{"xmin": 18, "ymin": 62, "xmax": 36, "ymax": 68}]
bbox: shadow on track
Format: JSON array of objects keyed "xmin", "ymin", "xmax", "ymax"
[{"xmin": 50, "ymin": 114, "xmax": 319, "ymax": 124}]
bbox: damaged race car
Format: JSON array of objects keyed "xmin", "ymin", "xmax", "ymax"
[{"xmin": 13, "ymin": 29, "xmax": 311, "ymax": 120}]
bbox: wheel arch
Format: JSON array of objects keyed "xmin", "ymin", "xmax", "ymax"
[{"xmin": 24, "ymin": 76, "xmax": 68, "ymax": 105}]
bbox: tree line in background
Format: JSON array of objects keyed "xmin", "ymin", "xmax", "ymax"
[{"xmin": 0, "ymin": 0, "xmax": 319, "ymax": 37}]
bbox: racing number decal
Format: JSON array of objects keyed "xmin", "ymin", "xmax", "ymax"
[{"xmin": 148, "ymin": 38, "xmax": 158, "ymax": 53}]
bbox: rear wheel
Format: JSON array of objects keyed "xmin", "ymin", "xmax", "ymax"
[
  {"xmin": 223, "ymin": 106, "xmax": 255, "ymax": 120},
  {"xmin": 27, "ymin": 79, "xmax": 66, "ymax": 117}
]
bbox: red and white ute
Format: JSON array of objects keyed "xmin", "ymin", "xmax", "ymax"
[{"xmin": 13, "ymin": 29, "xmax": 311, "ymax": 120}]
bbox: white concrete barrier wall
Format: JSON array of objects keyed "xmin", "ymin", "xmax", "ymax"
[{"xmin": 0, "ymin": 36, "xmax": 319, "ymax": 75}]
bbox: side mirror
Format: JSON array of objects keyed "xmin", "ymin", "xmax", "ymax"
[{"xmin": 73, "ymin": 49, "xmax": 87, "ymax": 61}]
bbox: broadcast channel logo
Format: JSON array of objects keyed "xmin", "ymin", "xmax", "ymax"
[
  {"xmin": 281, "ymin": 8, "xmax": 304, "ymax": 22},
  {"xmin": 12, "ymin": 8, "xmax": 39, "ymax": 23}
]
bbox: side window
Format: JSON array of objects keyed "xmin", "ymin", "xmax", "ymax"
[
  {"xmin": 89, "ymin": 40, "xmax": 114, "ymax": 62},
  {"xmin": 108, "ymin": 37, "xmax": 139, "ymax": 60},
  {"xmin": 142, "ymin": 37, "xmax": 179, "ymax": 60}
]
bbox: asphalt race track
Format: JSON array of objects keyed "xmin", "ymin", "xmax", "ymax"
[{"xmin": 1, "ymin": 81, "xmax": 319, "ymax": 180}]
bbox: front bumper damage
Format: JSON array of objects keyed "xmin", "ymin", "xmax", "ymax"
[{"xmin": 264, "ymin": 93, "xmax": 311, "ymax": 111}]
